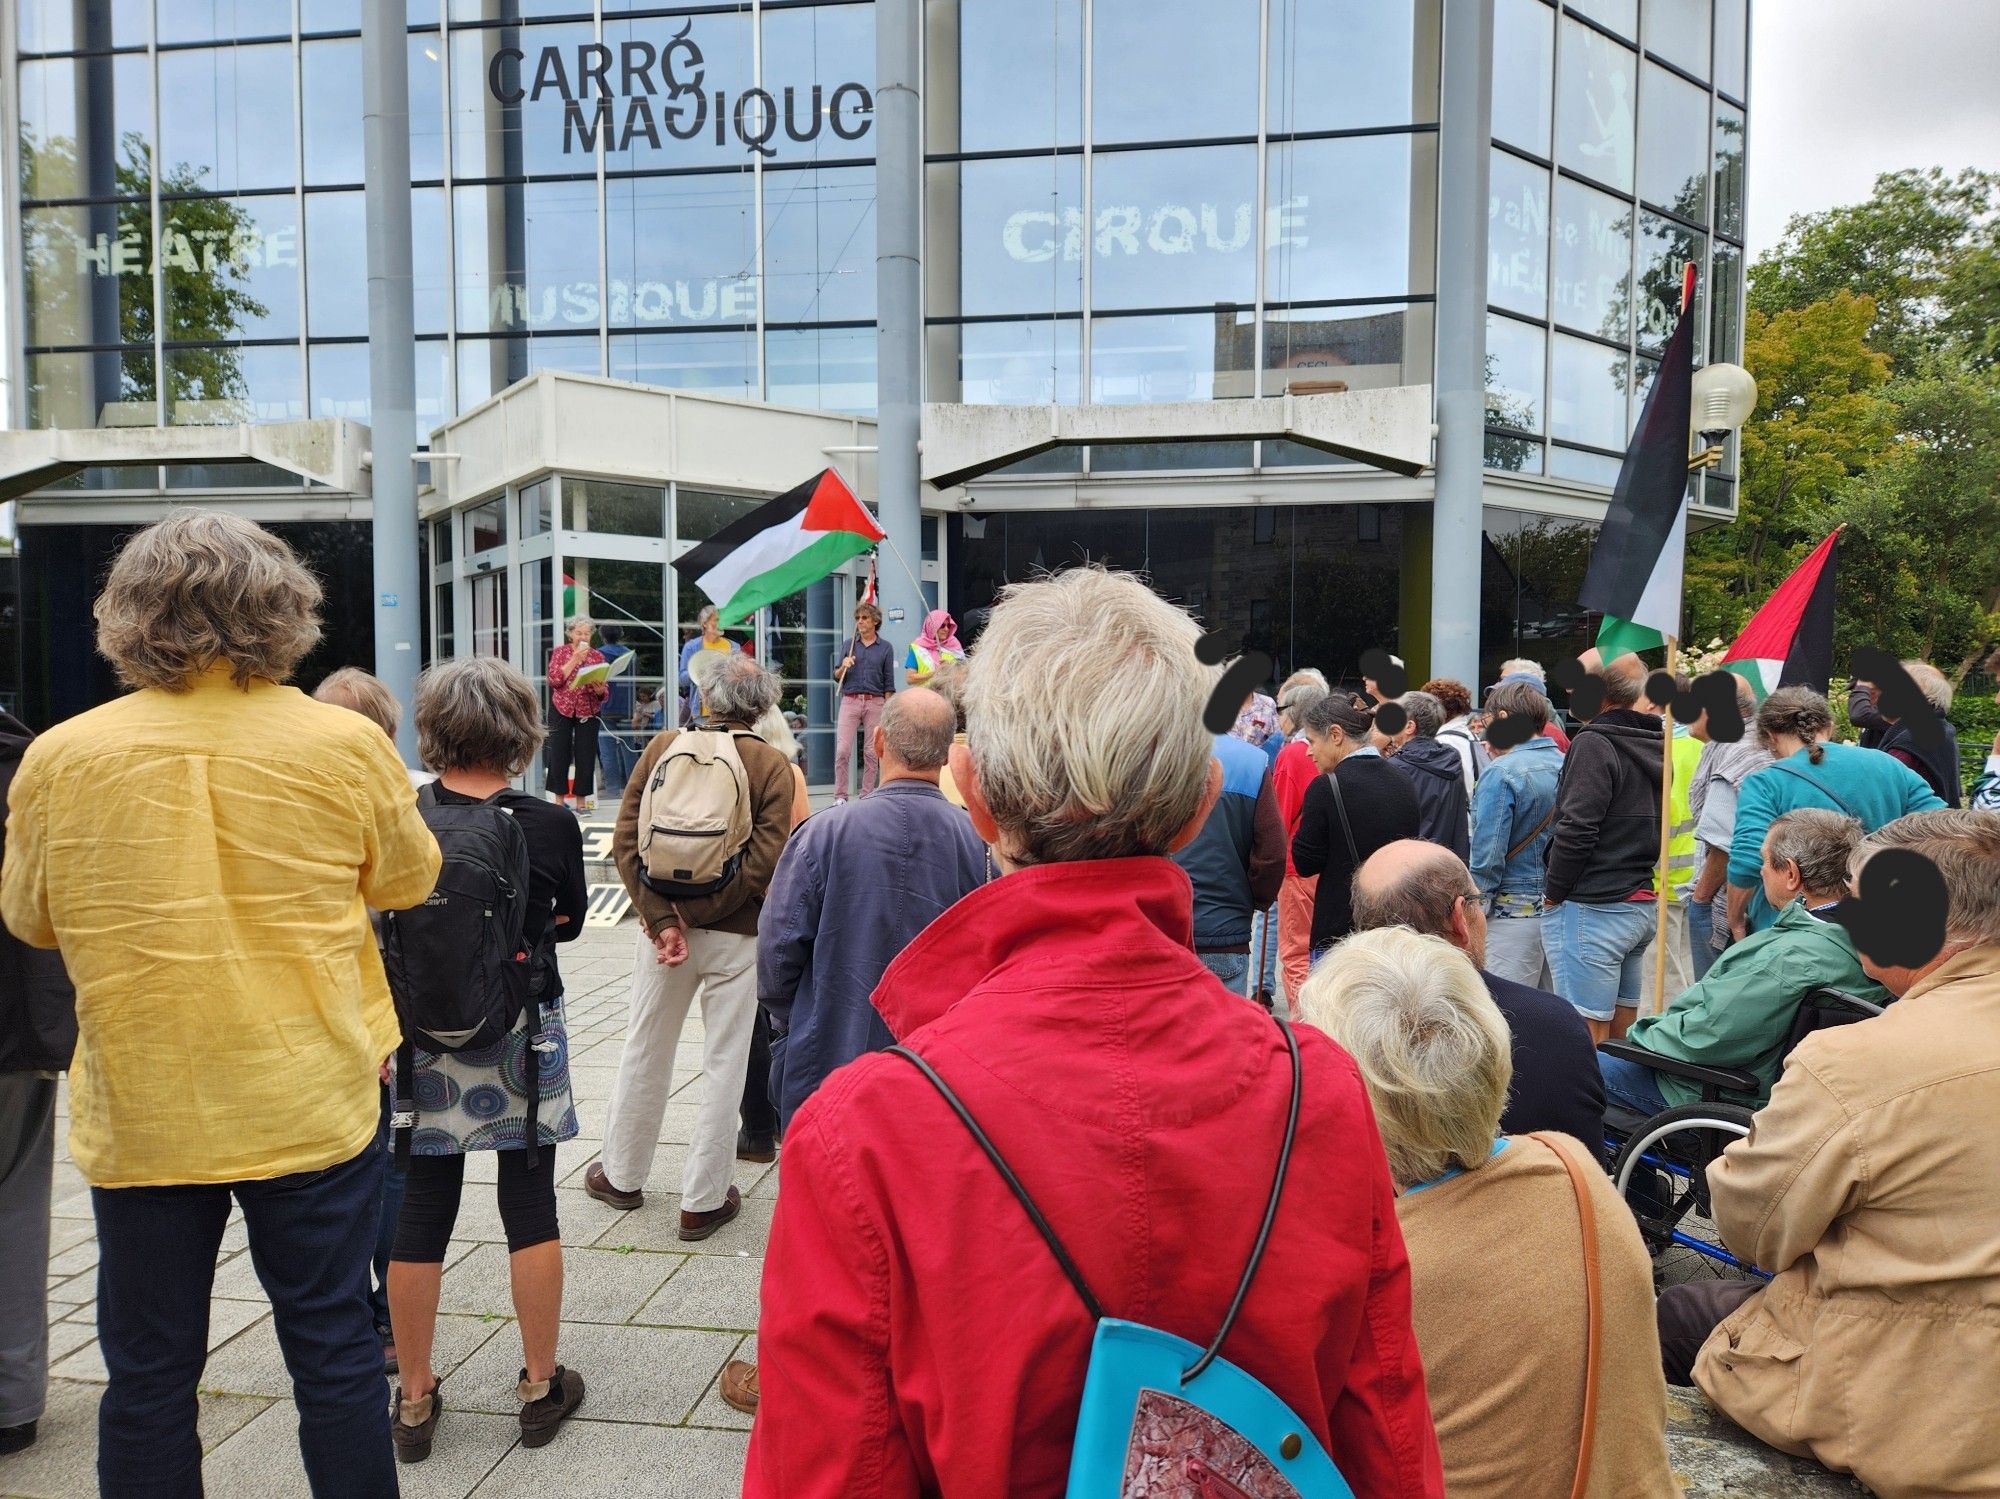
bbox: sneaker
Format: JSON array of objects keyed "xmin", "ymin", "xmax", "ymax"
[
  {"xmin": 678, "ymin": 1184, "xmax": 741, "ymax": 1242},
  {"xmin": 719, "ymin": 1359, "xmax": 760, "ymax": 1414},
  {"xmin": 736, "ymin": 1129, "xmax": 777, "ymax": 1164},
  {"xmin": 0, "ymin": 1421, "xmax": 37, "ymax": 1457},
  {"xmin": 518, "ymin": 1365, "xmax": 585, "ymax": 1449},
  {"xmin": 391, "ymin": 1384, "xmax": 441, "ymax": 1464},
  {"xmin": 583, "ymin": 1161, "xmax": 643, "ymax": 1211}
]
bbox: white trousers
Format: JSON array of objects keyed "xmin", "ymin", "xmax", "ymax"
[{"xmin": 600, "ymin": 926, "xmax": 758, "ymax": 1213}]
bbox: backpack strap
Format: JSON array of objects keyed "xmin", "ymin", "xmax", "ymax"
[
  {"xmin": 1767, "ymin": 759, "xmax": 1862, "ymax": 819},
  {"xmin": 1324, "ymin": 770, "xmax": 1362, "ymax": 868},
  {"xmin": 1528, "ymin": 1132, "xmax": 1603, "ymax": 1499},
  {"xmin": 392, "ymin": 1041, "xmax": 415, "ymax": 1169},
  {"xmin": 1506, "ymin": 803, "xmax": 1559, "ymax": 863}
]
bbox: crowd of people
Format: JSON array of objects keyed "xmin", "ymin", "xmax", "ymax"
[{"xmin": 1, "ymin": 510, "xmax": 1996, "ymax": 1499}]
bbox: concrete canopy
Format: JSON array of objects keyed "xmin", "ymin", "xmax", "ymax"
[{"xmin": 0, "ymin": 420, "xmax": 372, "ymax": 504}]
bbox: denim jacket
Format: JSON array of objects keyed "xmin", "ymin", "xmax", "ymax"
[{"xmin": 1469, "ymin": 734, "xmax": 1563, "ymax": 908}]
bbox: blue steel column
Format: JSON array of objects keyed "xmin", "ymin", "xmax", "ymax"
[{"xmin": 1430, "ymin": 0, "xmax": 1495, "ymax": 687}]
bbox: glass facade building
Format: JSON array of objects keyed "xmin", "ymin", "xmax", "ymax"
[{"xmin": 4, "ymin": 0, "xmax": 1750, "ymax": 746}]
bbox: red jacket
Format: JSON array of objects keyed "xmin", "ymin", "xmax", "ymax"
[
  {"xmin": 744, "ymin": 857, "xmax": 1443, "ymax": 1499},
  {"xmin": 1272, "ymin": 736, "xmax": 1319, "ymax": 877}
]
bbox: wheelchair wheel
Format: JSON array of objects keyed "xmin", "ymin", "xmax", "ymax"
[{"xmin": 1611, "ymin": 1102, "xmax": 1759, "ymax": 1287}]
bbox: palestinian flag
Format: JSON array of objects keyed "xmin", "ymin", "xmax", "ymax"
[
  {"xmin": 1584, "ymin": 264, "xmax": 1697, "ymax": 660},
  {"xmin": 673, "ymin": 468, "xmax": 884, "ymax": 626},
  {"xmin": 1721, "ymin": 528, "xmax": 1842, "ymax": 702}
]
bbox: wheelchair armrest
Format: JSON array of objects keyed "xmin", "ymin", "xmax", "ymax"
[
  {"xmin": 1803, "ymin": 986, "xmax": 1885, "ymax": 1020},
  {"xmin": 1598, "ymin": 1039, "xmax": 1760, "ymax": 1099}
]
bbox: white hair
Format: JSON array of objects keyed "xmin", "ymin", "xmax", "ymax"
[
  {"xmin": 751, "ymin": 704, "xmax": 801, "ymax": 763},
  {"xmin": 1297, "ymin": 927, "xmax": 1512, "ymax": 1189},
  {"xmin": 701, "ymin": 651, "xmax": 780, "ymax": 723},
  {"xmin": 1499, "ymin": 658, "xmax": 1544, "ymax": 679},
  {"xmin": 1901, "ymin": 661, "xmax": 1954, "ymax": 715},
  {"xmin": 964, "ymin": 567, "xmax": 1213, "ymax": 865}
]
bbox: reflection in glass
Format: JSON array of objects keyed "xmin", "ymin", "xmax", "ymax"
[
  {"xmin": 1266, "ymin": 135, "xmax": 1431, "ymax": 303},
  {"xmin": 163, "ymin": 194, "xmax": 300, "ymax": 341},
  {"xmin": 1710, "ymin": 242, "xmax": 1744, "ymax": 363},
  {"xmin": 1487, "ymin": 150, "xmax": 1549, "ymax": 318},
  {"xmin": 306, "ymin": 193, "xmax": 367, "ymax": 338},
  {"xmin": 1564, "ymin": 0, "xmax": 1635, "ymax": 40},
  {"xmin": 467, "ymin": 497, "xmax": 506, "ymax": 553},
  {"xmin": 451, "ymin": 21, "xmax": 595, "ymax": 181},
  {"xmin": 765, "ymin": 327, "xmax": 877, "ymax": 414},
  {"xmin": 166, "ymin": 344, "xmax": 304, "ymax": 426},
  {"xmin": 1714, "ymin": 0, "xmax": 1749, "ymax": 99},
  {"xmin": 309, "ymin": 342, "xmax": 371, "ymax": 420},
  {"xmin": 521, "ymin": 478, "xmax": 552, "ymax": 538},
  {"xmin": 454, "ymin": 179, "xmax": 603, "ymax": 335},
  {"xmin": 563, "ymin": 479, "xmax": 663, "ymax": 539},
  {"xmin": 26, "ymin": 349, "xmax": 156, "ymax": 429},
  {"xmin": 1713, "ymin": 104, "xmax": 1746, "ymax": 242},
  {"xmin": 1553, "ymin": 177, "xmax": 1631, "ymax": 341},
  {"xmin": 956, "ymin": 0, "xmax": 1082, "ymax": 152},
  {"xmin": 303, "ymin": 0, "xmax": 361, "ymax": 32},
  {"xmin": 677, "ymin": 490, "xmax": 764, "ymax": 544},
  {"xmin": 1548, "ymin": 334, "xmax": 1626, "ymax": 450},
  {"xmin": 24, "ymin": 203, "xmax": 151, "ymax": 346},
  {"xmin": 160, "ymin": 45, "xmax": 297, "ymax": 193},
  {"xmin": 1267, "ymin": 0, "xmax": 1435, "ymax": 133},
  {"xmin": 955, "ymin": 321, "xmax": 1083, "ymax": 406},
  {"xmin": 409, "ymin": 33, "xmax": 447, "ymax": 180},
  {"xmin": 1485, "ymin": 431, "xmax": 1542, "ymax": 473},
  {"xmin": 1485, "ymin": 314, "xmax": 1545, "ymax": 433},
  {"xmin": 761, "ymin": 166, "xmax": 877, "ymax": 324},
  {"xmin": 609, "ymin": 331, "xmax": 759, "ymax": 400},
  {"xmin": 18, "ymin": 0, "xmax": 149, "ymax": 51},
  {"xmin": 1490, "ymin": 0, "xmax": 1554, "ymax": 155},
  {"xmin": 1091, "ymin": 146, "xmax": 1259, "ymax": 312},
  {"xmin": 1264, "ymin": 305, "xmax": 1427, "ymax": 396},
  {"xmin": 1091, "ymin": 0, "xmax": 1260, "ymax": 144},
  {"xmin": 302, "ymin": 40, "xmax": 364, "ymax": 186},
  {"xmin": 470, "ymin": 571, "xmax": 508, "ymax": 660},
  {"xmin": 158, "ymin": 2, "xmax": 290, "ymax": 44},
  {"xmin": 1643, "ymin": 0, "xmax": 1711, "ymax": 81},
  {"xmin": 760, "ymin": 3, "xmax": 877, "ymax": 163},
  {"xmin": 19, "ymin": 55, "xmax": 153, "ymax": 201},
  {"xmin": 1481, "ymin": 508, "xmax": 1601, "ymax": 681},
  {"xmin": 1556, "ymin": 20, "xmax": 1635, "ymax": 193},
  {"xmin": 1637, "ymin": 212, "xmax": 1706, "ymax": 355},
  {"xmin": 1550, "ymin": 444, "xmax": 1624, "ymax": 486},
  {"xmin": 1638, "ymin": 63, "xmax": 1709, "ymax": 220},
  {"xmin": 601, "ymin": 12, "xmax": 756, "ymax": 173},
  {"xmin": 1090, "ymin": 312, "xmax": 1257, "ymax": 404},
  {"xmin": 605, "ymin": 173, "xmax": 758, "ymax": 328},
  {"xmin": 945, "ymin": 156, "xmax": 1084, "ymax": 317}
]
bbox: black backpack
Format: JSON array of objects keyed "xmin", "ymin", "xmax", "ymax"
[{"xmin": 383, "ymin": 785, "xmax": 546, "ymax": 1165}]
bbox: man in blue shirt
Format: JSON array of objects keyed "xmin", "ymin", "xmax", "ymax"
[{"xmin": 831, "ymin": 601, "xmax": 897, "ymax": 803}]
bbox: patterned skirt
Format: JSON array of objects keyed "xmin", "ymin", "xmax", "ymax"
[{"xmin": 406, "ymin": 997, "xmax": 580, "ymax": 1155}]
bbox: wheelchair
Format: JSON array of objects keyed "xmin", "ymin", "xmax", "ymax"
[{"xmin": 1597, "ymin": 986, "xmax": 1885, "ymax": 1285}]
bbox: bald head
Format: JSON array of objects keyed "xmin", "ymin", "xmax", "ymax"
[
  {"xmin": 877, "ymin": 687, "xmax": 957, "ymax": 778},
  {"xmin": 1351, "ymin": 840, "xmax": 1482, "ymax": 959}
]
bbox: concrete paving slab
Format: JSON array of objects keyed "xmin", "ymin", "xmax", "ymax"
[
  {"xmin": 631, "ymin": 1256, "xmax": 763, "ymax": 1334},
  {"xmin": 48, "ymin": 1298, "xmax": 268, "ymax": 1386},
  {"xmin": 200, "ymin": 1400, "xmax": 521, "ymax": 1499},
  {"xmin": 0, "ymin": 1379, "xmax": 271, "ymax": 1499},
  {"xmin": 684, "ymin": 1334, "xmax": 757, "ymax": 1432},
  {"xmin": 440, "ymin": 1243, "xmax": 682, "ymax": 1326},
  {"xmin": 618, "ymin": 1195, "xmax": 776, "ymax": 1259},
  {"xmin": 445, "ymin": 1322, "xmax": 736, "ymax": 1426},
  {"xmin": 468, "ymin": 1421, "xmax": 749, "ymax": 1498}
]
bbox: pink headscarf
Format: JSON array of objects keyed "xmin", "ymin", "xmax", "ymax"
[{"xmin": 917, "ymin": 609, "xmax": 963, "ymax": 656}]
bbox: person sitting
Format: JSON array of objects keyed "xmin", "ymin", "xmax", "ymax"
[
  {"xmin": 1606, "ymin": 809, "xmax": 1886, "ymax": 1116},
  {"xmin": 1351, "ymin": 840, "xmax": 1604, "ymax": 1149},
  {"xmin": 1299, "ymin": 928, "xmax": 1676, "ymax": 1499},
  {"xmin": 1656, "ymin": 809, "xmax": 2000, "ymax": 1499},
  {"xmin": 744, "ymin": 567, "xmax": 1442, "ymax": 1496}
]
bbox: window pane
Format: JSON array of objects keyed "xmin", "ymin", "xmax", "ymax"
[
  {"xmin": 765, "ymin": 326, "xmax": 877, "ymax": 414},
  {"xmin": 1092, "ymin": 145, "xmax": 1258, "ymax": 311},
  {"xmin": 26, "ymin": 349, "xmax": 156, "ymax": 429},
  {"xmin": 1565, "ymin": 0, "xmax": 1634, "ymax": 40},
  {"xmin": 305, "ymin": 192, "xmax": 366, "ymax": 338},
  {"xmin": 1548, "ymin": 333, "xmax": 1627, "ymax": 448},
  {"xmin": 942, "ymin": 155, "xmax": 1083, "ymax": 317},
  {"xmin": 1267, "ymin": 134, "xmax": 1432, "ymax": 303},
  {"xmin": 957, "ymin": 0, "xmax": 1082, "ymax": 152},
  {"xmin": 609, "ymin": 330, "xmax": 759, "ymax": 399},
  {"xmin": 20, "ymin": 55, "xmax": 152, "ymax": 201},
  {"xmin": 309, "ymin": 342, "xmax": 371, "ymax": 420},
  {"xmin": 409, "ymin": 33, "xmax": 446, "ymax": 181},
  {"xmin": 1486, "ymin": 430, "xmax": 1543, "ymax": 473},
  {"xmin": 1710, "ymin": 241, "xmax": 1743, "ymax": 362},
  {"xmin": 1491, "ymin": 0, "xmax": 1554, "ymax": 155},
  {"xmin": 1715, "ymin": 0, "xmax": 1748, "ymax": 99},
  {"xmin": 417, "ymin": 336, "xmax": 450, "ymax": 428},
  {"xmin": 1485, "ymin": 314, "xmax": 1545, "ymax": 432},
  {"xmin": 521, "ymin": 478, "xmax": 551, "ymax": 537},
  {"xmin": 457, "ymin": 337, "xmax": 526, "ymax": 406},
  {"xmin": 160, "ymin": 45, "xmax": 298, "ymax": 193},
  {"xmin": 1091, "ymin": 0, "xmax": 1260, "ymax": 144},
  {"xmin": 451, "ymin": 21, "xmax": 597, "ymax": 180},
  {"xmin": 951, "ymin": 320, "xmax": 1082, "ymax": 405},
  {"xmin": 1556, "ymin": 19, "xmax": 1634, "ymax": 193},
  {"xmin": 1638, "ymin": 62, "xmax": 1708, "ymax": 220},
  {"xmin": 1713, "ymin": 103, "xmax": 1746, "ymax": 242},
  {"xmin": 1553, "ymin": 177, "xmax": 1631, "ymax": 341},
  {"xmin": 605, "ymin": 172, "xmax": 758, "ymax": 329},
  {"xmin": 1637, "ymin": 211, "xmax": 1706, "ymax": 355},
  {"xmin": 1264, "ymin": 304, "xmax": 1430, "ymax": 396},
  {"xmin": 676, "ymin": 489, "xmax": 765, "ymax": 545},
  {"xmin": 453, "ymin": 179, "xmax": 603, "ymax": 335},
  {"xmin": 1487, "ymin": 150, "xmax": 1549, "ymax": 318},
  {"xmin": 760, "ymin": 3, "xmax": 876, "ymax": 163},
  {"xmin": 1643, "ymin": 0, "xmax": 1710, "ymax": 80},
  {"xmin": 302, "ymin": 40, "xmax": 364, "ymax": 187},
  {"xmin": 1550, "ymin": 443, "xmax": 1623, "ymax": 485},
  {"xmin": 600, "ymin": 12, "xmax": 757, "ymax": 173},
  {"xmin": 1268, "ymin": 0, "xmax": 1437, "ymax": 133},
  {"xmin": 470, "ymin": 571, "xmax": 508, "ymax": 660},
  {"xmin": 762, "ymin": 166, "xmax": 876, "ymax": 324},
  {"xmin": 466, "ymin": 496, "xmax": 507, "ymax": 553},
  {"xmin": 24, "ymin": 203, "xmax": 152, "ymax": 346},
  {"xmin": 563, "ymin": 478, "xmax": 663, "ymax": 539},
  {"xmin": 166, "ymin": 344, "xmax": 305, "ymax": 426},
  {"xmin": 1090, "ymin": 312, "xmax": 1257, "ymax": 404},
  {"xmin": 19, "ymin": 0, "xmax": 149, "ymax": 51},
  {"xmin": 159, "ymin": 1, "xmax": 290, "ymax": 44},
  {"xmin": 163, "ymin": 194, "xmax": 301, "ymax": 341},
  {"xmin": 302, "ymin": 0, "xmax": 360, "ymax": 31},
  {"xmin": 412, "ymin": 188, "xmax": 449, "ymax": 336}
]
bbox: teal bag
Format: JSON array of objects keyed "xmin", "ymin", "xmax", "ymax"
[{"xmin": 889, "ymin": 1015, "xmax": 1354, "ymax": 1498}]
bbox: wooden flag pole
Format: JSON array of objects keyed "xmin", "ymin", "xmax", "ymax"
[{"xmin": 1648, "ymin": 636, "xmax": 1679, "ymax": 1018}]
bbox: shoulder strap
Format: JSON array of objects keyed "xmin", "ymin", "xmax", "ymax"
[
  {"xmin": 1528, "ymin": 1132, "xmax": 1602, "ymax": 1499},
  {"xmin": 1507, "ymin": 803, "xmax": 1559, "ymax": 863},
  {"xmin": 1767, "ymin": 759, "xmax": 1861, "ymax": 819},
  {"xmin": 1325, "ymin": 770, "xmax": 1362, "ymax": 867}
]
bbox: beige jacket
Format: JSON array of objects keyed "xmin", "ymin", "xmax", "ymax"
[{"xmin": 1697, "ymin": 945, "xmax": 2000, "ymax": 1499}]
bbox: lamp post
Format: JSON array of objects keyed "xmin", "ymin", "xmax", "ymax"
[{"xmin": 1689, "ymin": 361, "xmax": 1758, "ymax": 471}]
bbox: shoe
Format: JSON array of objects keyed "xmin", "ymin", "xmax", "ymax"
[
  {"xmin": 584, "ymin": 1161, "xmax": 643, "ymax": 1211},
  {"xmin": 391, "ymin": 1383, "xmax": 441, "ymax": 1464},
  {"xmin": 581, "ymin": 797, "xmax": 597, "ymax": 814},
  {"xmin": 719, "ymin": 1359, "xmax": 760, "ymax": 1414},
  {"xmin": 679, "ymin": 1184, "xmax": 742, "ymax": 1241},
  {"xmin": 736, "ymin": 1129, "xmax": 777, "ymax": 1163},
  {"xmin": 518, "ymin": 1365, "xmax": 586, "ymax": 1449},
  {"xmin": 0, "ymin": 1421, "xmax": 36, "ymax": 1457}
]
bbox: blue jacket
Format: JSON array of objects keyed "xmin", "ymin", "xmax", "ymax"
[
  {"xmin": 1171, "ymin": 735, "xmax": 1286, "ymax": 951},
  {"xmin": 1468, "ymin": 734, "xmax": 1563, "ymax": 905},
  {"xmin": 757, "ymin": 780, "xmax": 990, "ymax": 1130}
]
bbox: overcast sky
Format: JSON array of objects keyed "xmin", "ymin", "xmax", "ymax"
[{"xmin": 1747, "ymin": 0, "xmax": 2000, "ymax": 258}]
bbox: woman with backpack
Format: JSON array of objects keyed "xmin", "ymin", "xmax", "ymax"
[{"xmin": 386, "ymin": 657, "xmax": 589, "ymax": 1464}]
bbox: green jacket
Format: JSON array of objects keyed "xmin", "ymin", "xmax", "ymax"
[{"xmin": 1625, "ymin": 899, "xmax": 1888, "ymax": 1108}]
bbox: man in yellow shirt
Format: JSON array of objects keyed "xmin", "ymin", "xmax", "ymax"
[{"xmin": 0, "ymin": 512, "xmax": 440, "ymax": 1499}]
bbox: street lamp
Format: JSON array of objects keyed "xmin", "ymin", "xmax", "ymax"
[{"xmin": 1689, "ymin": 361, "xmax": 1758, "ymax": 470}]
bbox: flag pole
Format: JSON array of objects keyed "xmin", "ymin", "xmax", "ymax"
[
  {"xmin": 1649, "ymin": 635, "xmax": 1679, "ymax": 1017},
  {"xmin": 877, "ymin": 534, "xmax": 931, "ymax": 617}
]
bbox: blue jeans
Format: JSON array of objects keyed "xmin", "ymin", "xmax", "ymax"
[
  {"xmin": 1200, "ymin": 952, "xmax": 1250, "ymax": 991},
  {"xmin": 1598, "ymin": 1050, "xmax": 1672, "ymax": 1117},
  {"xmin": 1483, "ymin": 909, "xmax": 1548, "ymax": 988},
  {"xmin": 370, "ymin": 1088, "xmax": 405, "ymax": 1337},
  {"xmin": 1542, "ymin": 899, "xmax": 1657, "ymax": 1023},
  {"xmin": 93, "ymin": 1134, "xmax": 398, "ymax": 1499},
  {"xmin": 1248, "ymin": 906, "xmax": 1280, "ymax": 998},
  {"xmin": 1687, "ymin": 900, "xmax": 1719, "ymax": 981}
]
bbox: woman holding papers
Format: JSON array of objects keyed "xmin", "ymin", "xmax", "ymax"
[{"xmin": 545, "ymin": 618, "xmax": 609, "ymax": 813}]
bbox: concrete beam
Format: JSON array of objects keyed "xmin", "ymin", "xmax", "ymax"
[
  {"xmin": 920, "ymin": 386, "xmax": 1435, "ymax": 489},
  {"xmin": 0, "ymin": 419, "xmax": 372, "ymax": 503}
]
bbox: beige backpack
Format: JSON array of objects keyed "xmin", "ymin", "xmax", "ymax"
[{"xmin": 636, "ymin": 728, "xmax": 755, "ymax": 897}]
